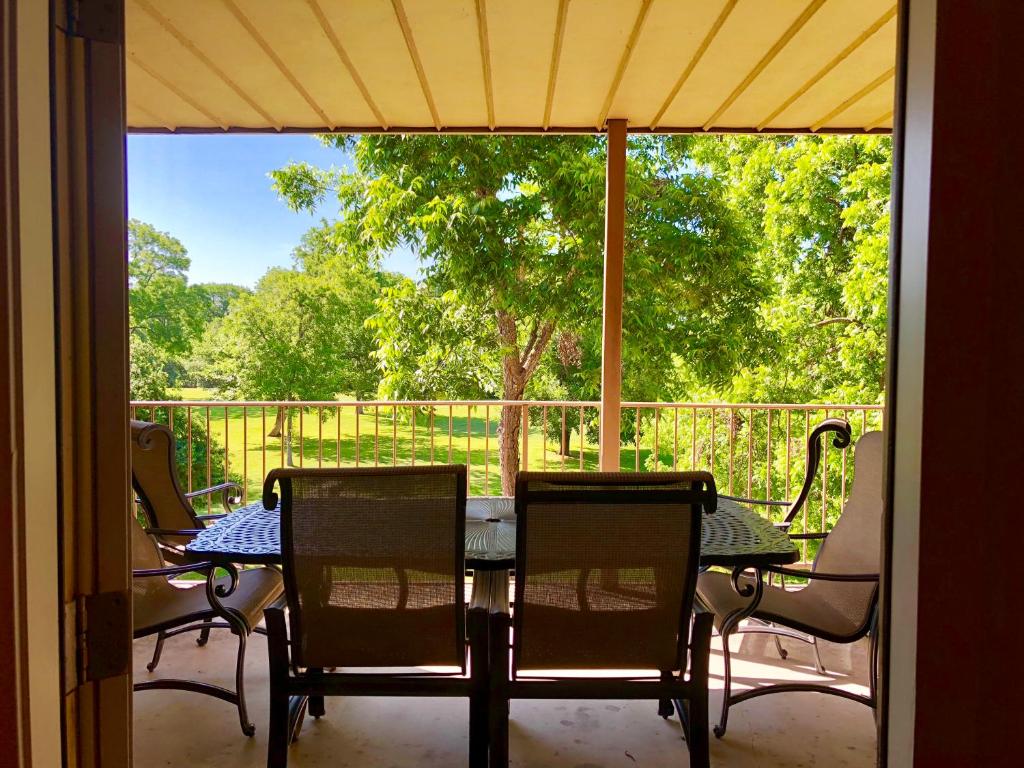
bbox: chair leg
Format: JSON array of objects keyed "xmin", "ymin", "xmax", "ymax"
[
  {"xmin": 488, "ymin": 612, "xmax": 510, "ymax": 768},
  {"xmin": 267, "ymin": 686, "xmax": 290, "ymax": 768},
  {"xmin": 233, "ymin": 628, "xmax": 255, "ymax": 736},
  {"xmin": 658, "ymin": 671, "xmax": 674, "ymax": 718},
  {"xmin": 688, "ymin": 691, "xmax": 710, "ymax": 768},
  {"xmin": 467, "ymin": 607, "xmax": 489, "ymax": 768},
  {"xmin": 868, "ymin": 628, "xmax": 879, "ymax": 705},
  {"xmin": 688, "ymin": 611, "xmax": 713, "ymax": 764},
  {"xmin": 307, "ymin": 669, "xmax": 325, "ymax": 718},
  {"xmin": 197, "ymin": 625, "xmax": 212, "ymax": 646},
  {"xmin": 810, "ymin": 636, "xmax": 826, "ymax": 675},
  {"xmin": 147, "ymin": 630, "xmax": 166, "ymax": 672},
  {"xmin": 714, "ymin": 622, "xmax": 735, "ymax": 739},
  {"xmin": 266, "ymin": 605, "xmax": 292, "ymax": 766},
  {"xmin": 772, "ymin": 632, "xmax": 788, "ymax": 660}
]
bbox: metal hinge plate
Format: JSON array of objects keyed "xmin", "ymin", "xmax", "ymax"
[{"xmin": 66, "ymin": 590, "xmax": 132, "ymax": 687}]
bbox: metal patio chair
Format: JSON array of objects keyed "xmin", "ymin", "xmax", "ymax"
[
  {"xmin": 262, "ymin": 465, "xmax": 488, "ymax": 768},
  {"xmin": 697, "ymin": 429, "xmax": 883, "ymax": 737},
  {"xmin": 487, "ymin": 471, "xmax": 718, "ymax": 768},
  {"xmin": 131, "ymin": 418, "xmax": 248, "ymax": 666},
  {"xmin": 717, "ymin": 417, "xmax": 853, "ymax": 674},
  {"xmin": 131, "ymin": 419, "xmax": 244, "ymax": 562},
  {"xmin": 132, "ymin": 513, "xmax": 283, "ymax": 736}
]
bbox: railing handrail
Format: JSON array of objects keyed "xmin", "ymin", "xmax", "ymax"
[{"xmin": 131, "ymin": 399, "xmax": 884, "ymax": 410}]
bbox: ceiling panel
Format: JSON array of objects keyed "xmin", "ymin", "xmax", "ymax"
[{"xmin": 126, "ymin": 0, "xmax": 896, "ymax": 133}]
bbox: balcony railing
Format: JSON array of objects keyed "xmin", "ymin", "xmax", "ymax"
[{"xmin": 131, "ymin": 399, "xmax": 883, "ymax": 560}]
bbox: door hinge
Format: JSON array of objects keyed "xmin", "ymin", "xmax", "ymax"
[
  {"xmin": 65, "ymin": 590, "xmax": 132, "ymax": 688},
  {"xmin": 66, "ymin": 0, "xmax": 124, "ymax": 44}
]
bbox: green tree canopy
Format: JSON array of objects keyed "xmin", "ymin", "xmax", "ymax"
[
  {"xmin": 128, "ymin": 219, "xmax": 208, "ymax": 360},
  {"xmin": 686, "ymin": 135, "xmax": 891, "ymax": 404},
  {"xmin": 273, "ymin": 134, "xmax": 765, "ymax": 491}
]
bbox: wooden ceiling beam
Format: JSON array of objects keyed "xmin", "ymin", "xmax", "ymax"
[
  {"xmin": 649, "ymin": 0, "xmax": 737, "ymax": 130},
  {"xmin": 757, "ymin": 6, "xmax": 897, "ymax": 130},
  {"xmin": 811, "ymin": 67, "xmax": 894, "ymax": 131},
  {"xmin": 390, "ymin": 0, "xmax": 441, "ymax": 130},
  {"xmin": 864, "ymin": 109, "xmax": 894, "ymax": 132},
  {"xmin": 306, "ymin": 0, "xmax": 388, "ymax": 129},
  {"xmin": 475, "ymin": 0, "xmax": 496, "ymax": 130},
  {"xmin": 221, "ymin": 0, "xmax": 333, "ymax": 128},
  {"xmin": 127, "ymin": 54, "xmax": 227, "ymax": 129},
  {"xmin": 595, "ymin": 0, "xmax": 653, "ymax": 130},
  {"xmin": 132, "ymin": 0, "xmax": 279, "ymax": 129},
  {"xmin": 128, "ymin": 102, "xmax": 175, "ymax": 132},
  {"xmin": 543, "ymin": 0, "xmax": 570, "ymax": 131},
  {"xmin": 703, "ymin": 0, "xmax": 827, "ymax": 131}
]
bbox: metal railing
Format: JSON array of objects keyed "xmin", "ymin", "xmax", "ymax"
[{"xmin": 131, "ymin": 399, "xmax": 883, "ymax": 559}]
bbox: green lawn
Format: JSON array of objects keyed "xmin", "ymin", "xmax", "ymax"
[{"xmin": 143, "ymin": 388, "xmax": 608, "ymax": 504}]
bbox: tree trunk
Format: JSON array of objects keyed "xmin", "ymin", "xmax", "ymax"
[
  {"xmin": 498, "ymin": 403, "xmax": 522, "ymax": 496},
  {"xmin": 268, "ymin": 405, "xmax": 287, "ymax": 437},
  {"xmin": 560, "ymin": 420, "xmax": 572, "ymax": 456},
  {"xmin": 495, "ymin": 311, "xmax": 556, "ymax": 496},
  {"xmin": 285, "ymin": 410, "xmax": 295, "ymax": 467}
]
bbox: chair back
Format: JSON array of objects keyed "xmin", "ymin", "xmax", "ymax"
[
  {"xmin": 264, "ymin": 465, "xmax": 467, "ymax": 670},
  {"xmin": 512, "ymin": 471, "xmax": 716, "ymax": 674},
  {"xmin": 130, "ymin": 513, "xmax": 178, "ymax": 630},
  {"xmin": 131, "ymin": 420, "xmax": 199, "ymax": 544},
  {"xmin": 808, "ymin": 430, "xmax": 884, "ymax": 635}
]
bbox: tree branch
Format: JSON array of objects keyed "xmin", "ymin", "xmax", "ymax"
[{"xmin": 814, "ymin": 317, "xmax": 863, "ymax": 329}]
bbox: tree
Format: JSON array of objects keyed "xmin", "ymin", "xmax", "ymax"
[
  {"xmin": 686, "ymin": 135, "xmax": 891, "ymax": 404},
  {"xmin": 273, "ymin": 135, "xmax": 764, "ymax": 492},
  {"xmin": 128, "ymin": 219, "xmax": 208, "ymax": 358},
  {"xmin": 199, "ymin": 228, "xmax": 392, "ymax": 461},
  {"xmin": 194, "ymin": 282, "xmax": 251, "ymax": 321}
]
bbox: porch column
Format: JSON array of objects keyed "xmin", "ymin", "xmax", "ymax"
[{"xmin": 599, "ymin": 119, "xmax": 627, "ymax": 471}]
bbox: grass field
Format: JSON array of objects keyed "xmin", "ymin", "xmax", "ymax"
[{"xmin": 139, "ymin": 388, "xmax": 607, "ymax": 504}]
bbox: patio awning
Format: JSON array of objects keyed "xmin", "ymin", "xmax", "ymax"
[{"xmin": 125, "ymin": 0, "xmax": 897, "ymax": 134}]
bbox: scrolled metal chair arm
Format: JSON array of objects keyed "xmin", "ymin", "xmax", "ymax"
[
  {"xmin": 762, "ymin": 565, "xmax": 879, "ymax": 583},
  {"xmin": 781, "ymin": 418, "xmax": 852, "ymax": 527},
  {"xmin": 145, "ymin": 526, "xmax": 205, "ymax": 537},
  {"xmin": 185, "ymin": 481, "xmax": 244, "ymax": 513},
  {"xmin": 134, "ymin": 561, "xmax": 214, "ymax": 579},
  {"xmin": 720, "ymin": 494, "xmax": 791, "ymax": 507}
]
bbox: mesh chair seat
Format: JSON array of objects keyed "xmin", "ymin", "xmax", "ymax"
[
  {"xmin": 133, "ymin": 568, "xmax": 283, "ymax": 637},
  {"xmin": 696, "ymin": 572, "xmax": 868, "ymax": 642}
]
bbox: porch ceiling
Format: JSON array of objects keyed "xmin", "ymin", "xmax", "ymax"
[{"xmin": 125, "ymin": 0, "xmax": 897, "ymax": 135}]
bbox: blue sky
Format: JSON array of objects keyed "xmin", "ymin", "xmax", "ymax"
[{"xmin": 127, "ymin": 134, "xmax": 420, "ymax": 286}]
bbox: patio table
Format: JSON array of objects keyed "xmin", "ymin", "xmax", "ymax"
[{"xmin": 185, "ymin": 496, "xmax": 798, "ymax": 571}]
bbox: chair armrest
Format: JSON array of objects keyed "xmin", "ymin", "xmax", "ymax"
[
  {"xmin": 786, "ymin": 532, "xmax": 829, "ymax": 541},
  {"xmin": 145, "ymin": 526, "xmax": 205, "ymax": 538},
  {"xmin": 720, "ymin": 494, "xmax": 791, "ymax": 508},
  {"xmin": 763, "ymin": 565, "xmax": 879, "ymax": 583},
  {"xmin": 133, "ymin": 561, "xmax": 214, "ymax": 579},
  {"xmin": 185, "ymin": 481, "xmax": 244, "ymax": 513},
  {"xmin": 195, "ymin": 512, "xmax": 229, "ymax": 522},
  {"xmin": 781, "ymin": 419, "xmax": 852, "ymax": 526}
]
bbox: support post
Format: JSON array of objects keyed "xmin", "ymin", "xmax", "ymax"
[{"xmin": 599, "ymin": 119, "xmax": 627, "ymax": 471}]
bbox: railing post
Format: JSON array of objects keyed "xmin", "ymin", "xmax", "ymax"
[
  {"xmin": 599, "ymin": 118, "xmax": 627, "ymax": 471},
  {"xmin": 521, "ymin": 404, "xmax": 529, "ymax": 470}
]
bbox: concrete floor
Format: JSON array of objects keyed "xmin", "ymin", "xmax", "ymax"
[{"xmin": 133, "ymin": 622, "xmax": 876, "ymax": 767}]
